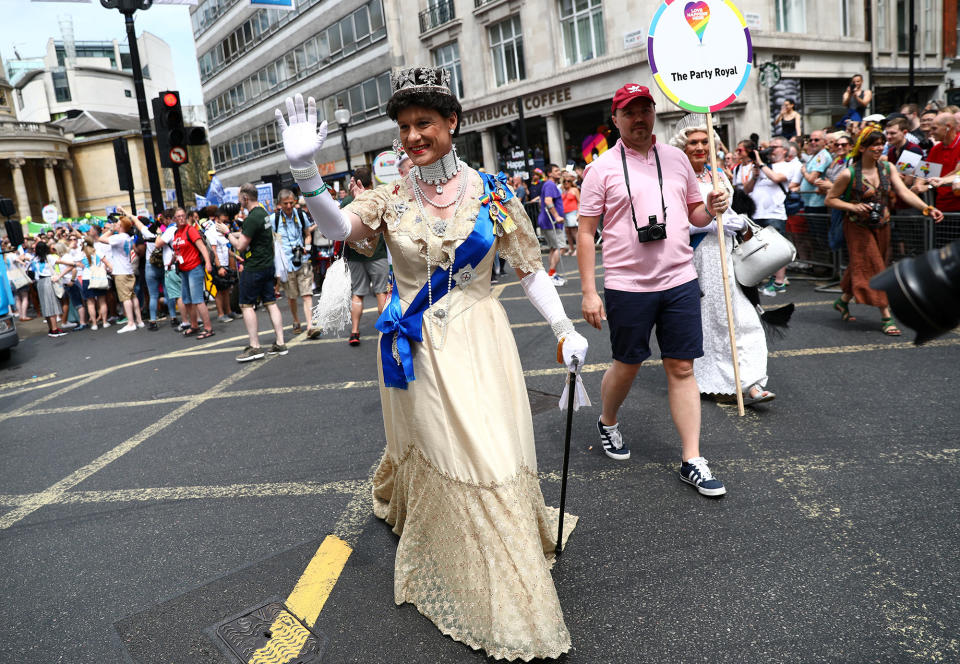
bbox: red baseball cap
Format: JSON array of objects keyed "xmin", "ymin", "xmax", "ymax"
[{"xmin": 611, "ymin": 84, "xmax": 655, "ymax": 114}]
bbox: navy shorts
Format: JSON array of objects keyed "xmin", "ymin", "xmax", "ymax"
[
  {"xmin": 239, "ymin": 267, "xmax": 277, "ymax": 307},
  {"xmin": 604, "ymin": 279, "xmax": 704, "ymax": 364}
]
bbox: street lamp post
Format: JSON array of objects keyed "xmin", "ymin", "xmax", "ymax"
[
  {"xmin": 334, "ymin": 104, "xmax": 352, "ymax": 176},
  {"xmin": 100, "ymin": 0, "xmax": 164, "ymax": 215}
]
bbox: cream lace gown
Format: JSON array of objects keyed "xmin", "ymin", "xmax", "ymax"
[
  {"xmin": 346, "ymin": 172, "xmax": 576, "ymax": 661},
  {"xmin": 691, "ymin": 175, "xmax": 768, "ymax": 395}
]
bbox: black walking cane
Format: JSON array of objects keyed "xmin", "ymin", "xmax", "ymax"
[{"xmin": 555, "ymin": 357, "xmax": 579, "ymax": 555}]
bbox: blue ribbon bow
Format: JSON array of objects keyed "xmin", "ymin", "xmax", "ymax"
[{"xmin": 376, "ymin": 172, "xmax": 508, "ymax": 389}]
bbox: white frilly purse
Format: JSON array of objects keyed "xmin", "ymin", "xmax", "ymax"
[
  {"xmin": 311, "ymin": 251, "xmax": 352, "ymax": 335},
  {"xmin": 731, "ymin": 215, "xmax": 797, "ymax": 287}
]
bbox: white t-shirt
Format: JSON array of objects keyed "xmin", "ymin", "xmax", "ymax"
[
  {"xmin": 204, "ymin": 227, "xmax": 230, "ymax": 267},
  {"xmin": 750, "ymin": 162, "xmax": 793, "ymax": 221},
  {"xmin": 60, "ymin": 248, "xmax": 83, "ymax": 285},
  {"xmin": 782, "ymin": 158, "xmax": 803, "ymax": 187},
  {"xmin": 107, "ymin": 232, "xmax": 134, "ymax": 275},
  {"xmin": 159, "ymin": 225, "xmax": 177, "ymax": 268}
]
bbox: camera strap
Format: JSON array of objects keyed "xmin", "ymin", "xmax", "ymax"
[{"xmin": 620, "ymin": 144, "xmax": 668, "ymax": 234}]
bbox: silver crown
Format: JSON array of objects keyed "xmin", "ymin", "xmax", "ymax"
[{"xmin": 390, "ymin": 66, "xmax": 454, "ymax": 98}]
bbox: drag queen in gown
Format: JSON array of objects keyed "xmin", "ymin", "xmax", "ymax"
[
  {"xmin": 670, "ymin": 115, "xmax": 774, "ymax": 404},
  {"xmin": 274, "ymin": 67, "xmax": 589, "ymax": 660}
]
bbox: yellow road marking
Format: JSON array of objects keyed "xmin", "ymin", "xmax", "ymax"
[
  {"xmin": 7, "ymin": 338, "xmax": 958, "ymax": 420},
  {"xmin": 248, "ymin": 609, "xmax": 314, "ymax": 664},
  {"xmin": 283, "ymin": 535, "xmax": 352, "ymax": 628},
  {"xmin": 0, "ymin": 334, "xmax": 311, "ymax": 531},
  {"xmin": 0, "ymin": 373, "xmax": 56, "ymax": 390}
]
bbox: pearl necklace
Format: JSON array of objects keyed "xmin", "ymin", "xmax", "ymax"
[
  {"xmin": 412, "ymin": 147, "xmax": 463, "ymax": 194},
  {"xmin": 410, "ymin": 170, "xmax": 472, "ymax": 350},
  {"xmin": 410, "ymin": 170, "xmax": 469, "ymax": 237}
]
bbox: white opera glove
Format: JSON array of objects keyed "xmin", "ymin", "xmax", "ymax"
[
  {"xmin": 274, "ymin": 94, "xmax": 328, "ymax": 170},
  {"xmin": 521, "ymin": 270, "xmax": 592, "ymax": 410},
  {"xmin": 275, "ymin": 93, "xmax": 350, "ymax": 241},
  {"xmin": 521, "ymin": 270, "xmax": 588, "ymax": 367}
]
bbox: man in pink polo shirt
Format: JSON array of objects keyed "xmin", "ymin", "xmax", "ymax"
[{"xmin": 576, "ymin": 83, "xmax": 729, "ymax": 498}]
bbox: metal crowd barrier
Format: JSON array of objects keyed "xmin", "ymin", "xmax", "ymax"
[{"xmin": 785, "ymin": 211, "xmax": 960, "ymax": 292}]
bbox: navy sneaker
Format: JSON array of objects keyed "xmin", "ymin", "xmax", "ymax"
[
  {"xmin": 679, "ymin": 457, "xmax": 726, "ymax": 497},
  {"xmin": 597, "ymin": 419, "xmax": 630, "ymax": 460}
]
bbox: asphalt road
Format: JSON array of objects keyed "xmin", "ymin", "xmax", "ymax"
[{"xmin": 1, "ymin": 253, "xmax": 958, "ymax": 664}]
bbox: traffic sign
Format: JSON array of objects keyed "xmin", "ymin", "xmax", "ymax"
[{"xmin": 169, "ymin": 146, "xmax": 187, "ymax": 165}]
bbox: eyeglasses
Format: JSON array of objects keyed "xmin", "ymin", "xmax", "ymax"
[{"xmin": 837, "ymin": 142, "xmax": 850, "ymax": 147}]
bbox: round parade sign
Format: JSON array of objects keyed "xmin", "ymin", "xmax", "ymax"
[{"xmin": 647, "ymin": 0, "xmax": 753, "ymax": 112}]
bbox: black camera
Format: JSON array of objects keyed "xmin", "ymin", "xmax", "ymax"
[
  {"xmin": 637, "ymin": 215, "xmax": 667, "ymax": 243},
  {"xmin": 754, "ymin": 148, "xmax": 774, "ymax": 167},
  {"xmin": 292, "ymin": 245, "xmax": 303, "ymax": 268},
  {"xmin": 867, "ymin": 201, "xmax": 885, "ymax": 227},
  {"xmin": 870, "ymin": 240, "xmax": 960, "ymax": 344}
]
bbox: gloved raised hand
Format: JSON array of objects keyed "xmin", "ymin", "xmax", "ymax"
[{"xmin": 274, "ymin": 93, "xmax": 328, "ymax": 170}]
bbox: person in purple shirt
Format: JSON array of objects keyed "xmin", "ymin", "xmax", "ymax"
[{"xmin": 538, "ymin": 163, "xmax": 567, "ymax": 285}]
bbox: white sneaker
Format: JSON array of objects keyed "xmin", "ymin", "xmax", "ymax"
[
  {"xmin": 102, "ymin": 320, "xmax": 111, "ymax": 328},
  {"xmin": 550, "ymin": 274, "xmax": 567, "ymax": 286},
  {"xmin": 136, "ymin": 321, "xmax": 145, "ymax": 329},
  {"xmin": 117, "ymin": 324, "xmax": 137, "ymax": 334},
  {"xmin": 90, "ymin": 324, "xmax": 98, "ymax": 331}
]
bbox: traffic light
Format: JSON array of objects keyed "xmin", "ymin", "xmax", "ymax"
[{"xmin": 153, "ymin": 90, "xmax": 188, "ymax": 168}]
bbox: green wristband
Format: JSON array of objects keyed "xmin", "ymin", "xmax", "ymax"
[{"xmin": 302, "ymin": 183, "xmax": 328, "ymax": 198}]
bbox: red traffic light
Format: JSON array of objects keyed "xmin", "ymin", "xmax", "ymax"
[{"xmin": 162, "ymin": 92, "xmax": 179, "ymax": 108}]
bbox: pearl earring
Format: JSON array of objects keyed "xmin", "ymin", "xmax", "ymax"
[{"xmin": 449, "ymin": 128, "xmax": 455, "ymax": 135}]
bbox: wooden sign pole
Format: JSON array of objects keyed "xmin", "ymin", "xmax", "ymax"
[{"xmin": 705, "ymin": 113, "xmax": 745, "ymax": 416}]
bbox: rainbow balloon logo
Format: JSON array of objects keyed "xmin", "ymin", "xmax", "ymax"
[
  {"xmin": 582, "ymin": 132, "xmax": 609, "ymax": 164},
  {"xmin": 684, "ymin": 1, "xmax": 711, "ymax": 43}
]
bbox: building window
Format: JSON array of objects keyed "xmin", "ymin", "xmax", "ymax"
[
  {"xmin": 923, "ymin": 0, "xmax": 935, "ymax": 53},
  {"xmin": 775, "ymin": 0, "xmax": 805, "ymax": 33},
  {"xmin": 896, "ymin": 0, "xmax": 909, "ymax": 52},
  {"xmin": 489, "ymin": 15, "xmax": 525, "ymax": 87},
  {"xmin": 876, "ymin": 0, "xmax": 887, "ymax": 48},
  {"xmin": 205, "ymin": 0, "xmax": 389, "ymax": 126},
  {"xmin": 431, "ymin": 42, "xmax": 463, "ymax": 98},
  {"xmin": 559, "ymin": 0, "xmax": 605, "ymax": 65},
  {"xmin": 52, "ymin": 69, "xmax": 71, "ymax": 103},
  {"xmin": 840, "ymin": 0, "xmax": 850, "ymax": 37}
]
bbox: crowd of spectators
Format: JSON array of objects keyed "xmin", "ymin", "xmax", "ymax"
[{"xmin": 3, "ymin": 191, "xmax": 335, "ymax": 346}]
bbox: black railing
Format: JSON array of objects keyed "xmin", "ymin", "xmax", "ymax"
[{"xmin": 419, "ymin": 0, "xmax": 456, "ymax": 33}]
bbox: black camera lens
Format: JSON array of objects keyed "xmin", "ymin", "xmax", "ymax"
[
  {"xmin": 870, "ymin": 240, "xmax": 960, "ymax": 344},
  {"xmin": 648, "ymin": 224, "xmax": 667, "ymax": 241}
]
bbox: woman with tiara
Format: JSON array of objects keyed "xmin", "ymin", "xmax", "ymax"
[
  {"xmin": 274, "ymin": 67, "xmax": 589, "ymax": 660},
  {"xmin": 670, "ymin": 114, "xmax": 777, "ymax": 405}
]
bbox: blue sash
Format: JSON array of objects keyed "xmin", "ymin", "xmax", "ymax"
[{"xmin": 376, "ymin": 172, "xmax": 510, "ymax": 389}]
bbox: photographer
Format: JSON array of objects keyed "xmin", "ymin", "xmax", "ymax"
[
  {"xmin": 839, "ymin": 74, "xmax": 872, "ymax": 127},
  {"xmin": 577, "ymin": 83, "xmax": 729, "ymax": 497},
  {"xmin": 742, "ymin": 141, "xmax": 791, "ymax": 295},
  {"xmin": 826, "ymin": 127, "xmax": 943, "ymax": 336},
  {"xmin": 274, "ymin": 189, "xmax": 319, "ymax": 338}
]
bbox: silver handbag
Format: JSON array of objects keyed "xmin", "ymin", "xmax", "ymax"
[{"xmin": 731, "ymin": 215, "xmax": 797, "ymax": 287}]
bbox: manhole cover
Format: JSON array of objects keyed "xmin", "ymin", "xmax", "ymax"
[
  {"xmin": 527, "ymin": 388, "xmax": 561, "ymax": 415},
  {"xmin": 216, "ymin": 601, "xmax": 326, "ymax": 663}
]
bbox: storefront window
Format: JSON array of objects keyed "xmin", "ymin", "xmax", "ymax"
[
  {"xmin": 775, "ymin": 0, "xmax": 806, "ymax": 33},
  {"xmin": 559, "ymin": 0, "xmax": 606, "ymax": 66},
  {"xmin": 431, "ymin": 42, "xmax": 464, "ymax": 98},
  {"xmin": 489, "ymin": 16, "xmax": 525, "ymax": 87}
]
